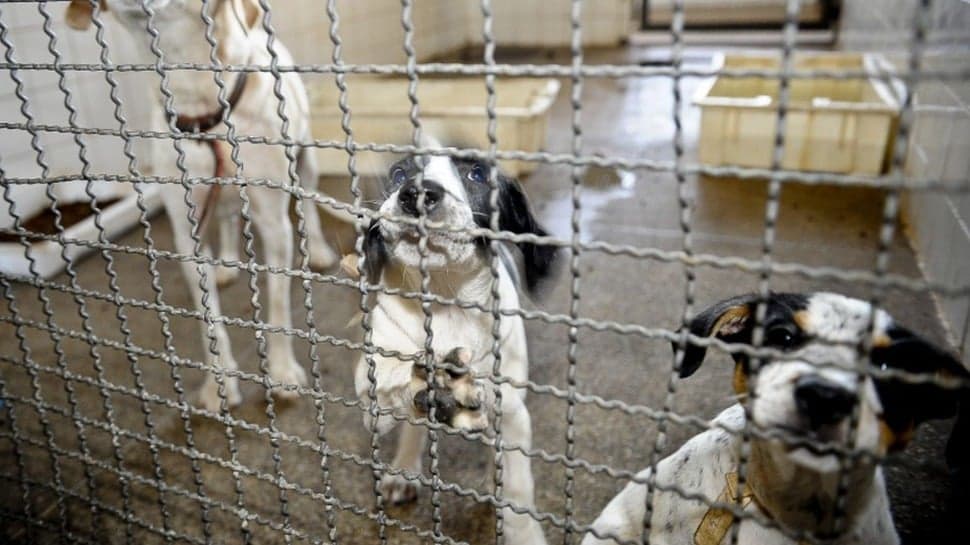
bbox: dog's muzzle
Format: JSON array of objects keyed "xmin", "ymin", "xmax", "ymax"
[
  {"xmin": 398, "ymin": 179, "xmax": 445, "ymax": 217},
  {"xmin": 794, "ymin": 376, "xmax": 857, "ymax": 430}
]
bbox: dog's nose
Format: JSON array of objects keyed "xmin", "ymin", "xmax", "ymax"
[
  {"xmin": 794, "ymin": 376, "xmax": 857, "ymax": 429},
  {"xmin": 399, "ymin": 180, "xmax": 445, "ymax": 217}
]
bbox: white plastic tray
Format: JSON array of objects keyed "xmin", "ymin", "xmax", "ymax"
[{"xmin": 694, "ymin": 52, "xmax": 899, "ymax": 175}]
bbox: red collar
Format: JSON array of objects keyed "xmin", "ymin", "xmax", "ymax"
[{"xmin": 170, "ymin": 71, "xmax": 249, "ymax": 134}]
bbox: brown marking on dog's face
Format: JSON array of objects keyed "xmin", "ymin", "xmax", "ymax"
[
  {"xmin": 872, "ymin": 332, "xmax": 893, "ymax": 348},
  {"xmin": 792, "ymin": 309, "xmax": 811, "ymax": 333},
  {"xmin": 732, "ymin": 362, "xmax": 748, "ymax": 396},
  {"xmin": 879, "ymin": 419, "xmax": 915, "ymax": 452},
  {"xmin": 66, "ymin": 0, "xmax": 108, "ymax": 31}
]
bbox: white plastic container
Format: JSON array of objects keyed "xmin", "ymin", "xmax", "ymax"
[
  {"xmin": 694, "ymin": 53, "xmax": 899, "ymax": 175},
  {"xmin": 309, "ymin": 77, "xmax": 561, "ymax": 177}
]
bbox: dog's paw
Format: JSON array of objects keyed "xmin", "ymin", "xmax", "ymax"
[
  {"xmin": 308, "ymin": 241, "xmax": 340, "ymax": 271},
  {"xmin": 269, "ymin": 359, "xmax": 308, "ymax": 401},
  {"xmin": 196, "ymin": 375, "xmax": 242, "ymax": 412},
  {"xmin": 412, "ymin": 348, "xmax": 489, "ymax": 431},
  {"xmin": 379, "ymin": 473, "xmax": 419, "ymax": 505}
]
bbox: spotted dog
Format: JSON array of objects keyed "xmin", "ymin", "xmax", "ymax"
[
  {"xmin": 582, "ymin": 292, "xmax": 969, "ymax": 545},
  {"xmin": 355, "ymin": 141, "xmax": 557, "ymax": 545},
  {"xmin": 67, "ymin": 0, "xmax": 353, "ymax": 410}
]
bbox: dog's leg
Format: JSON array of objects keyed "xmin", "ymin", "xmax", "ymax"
[
  {"xmin": 250, "ymin": 187, "xmax": 307, "ymax": 398},
  {"xmin": 580, "ymin": 467, "xmax": 652, "ymax": 545},
  {"xmin": 160, "ymin": 189, "xmax": 242, "ymax": 411},
  {"xmin": 379, "ymin": 422, "xmax": 428, "ymax": 505},
  {"xmin": 297, "ymin": 146, "xmax": 340, "ymax": 270},
  {"xmin": 496, "ymin": 393, "xmax": 548, "ymax": 545},
  {"xmin": 215, "ymin": 199, "xmax": 241, "ymax": 287}
]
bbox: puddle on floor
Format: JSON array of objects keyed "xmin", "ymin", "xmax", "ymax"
[{"xmin": 537, "ymin": 164, "xmax": 637, "ymax": 242}]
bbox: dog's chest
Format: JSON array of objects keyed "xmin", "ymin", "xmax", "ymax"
[{"xmin": 374, "ymin": 297, "xmax": 509, "ymax": 369}]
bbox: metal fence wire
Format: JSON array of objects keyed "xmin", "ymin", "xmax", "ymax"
[{"xmin": 0, "ymin": 1, "xmax": 968, "ymax": 544}]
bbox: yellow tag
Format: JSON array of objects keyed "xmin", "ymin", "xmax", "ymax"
[{"xmin": 693, "ymin": 473, "xmax": 752, "ymax": 545}]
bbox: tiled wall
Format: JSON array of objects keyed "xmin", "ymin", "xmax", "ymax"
[
  {"xmin": 840, "ymin": 0, "xmax": 970, "ymax": 360},
  {"xmin": 472, "ymin": 0, "xmax": 631, "ymax": 48},
  {"xmin": 275, "ymin": 0, "xmax": 470, "ymax": 66},
  {"xmin": 278, "ymin": 1, "xmax": 630, "ymax": 66}
]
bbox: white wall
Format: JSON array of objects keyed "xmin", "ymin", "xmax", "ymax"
[
  {"xmin": 840, "ymin": 0, "xmax": 970, "ymax": 362},
  {"xmin": 275, "ymin": 1, "xmax": 630, "ymax": 66},
  {"xmin": 274, "ymin": 0, "xmax": 470, "ymax": 66},
  {"xmin": 469, "ymin": 0, "xmax": 631, "ymax": 48}
]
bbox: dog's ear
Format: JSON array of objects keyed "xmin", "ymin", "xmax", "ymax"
[
  {"xmin": 871, "ymin": 326, "xmax": 970, "ymax": 450},
  {"xmin": 66, "ymin": 0, "xmax": 108, "ymax": 31},
  {"xmin": 676, "ymin": 294, "xmax": 762, "ymax": 378},
  {"xmin": 361, "ymin": 219, "xmax": 387, "ymax": 283},
  {"xmin": 498, "ymin": 176, "xmax": 558, "ymax": 294}
]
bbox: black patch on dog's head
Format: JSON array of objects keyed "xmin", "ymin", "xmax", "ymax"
[
  {"xmin": 361, "ymin": 218, "xmax": 388, "ymax": 282},
  {"xmin": 676, "ymin": 292, "xmax": 810, "ymax": 377},
  {"xmin": 494, "ymin": 174, "xmax": 557, "ymax": 293},
  {"xmin": 871, "ymin": 326, "xmax": 969, "ymax": 437}
]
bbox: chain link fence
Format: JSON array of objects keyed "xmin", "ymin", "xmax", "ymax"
[{"xmin": 1, "ymin": 1, "xmax": 968, "ymax": 544}]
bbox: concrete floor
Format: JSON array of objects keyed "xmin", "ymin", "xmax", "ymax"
[{"xmin": 0, "ymin": 46, "xmax": 964, "ymax": 544}]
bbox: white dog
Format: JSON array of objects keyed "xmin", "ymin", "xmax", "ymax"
[
  {"xmin": 355, "ymin": 146, "xmax": 558, "ymax": 545},
  {"xmin": 67, "ymin": 0, "xmax": 351, "ymax": 410},
  {"xmin": 582, "ymin": 292, "xmax": 969, "ymax": 545}
]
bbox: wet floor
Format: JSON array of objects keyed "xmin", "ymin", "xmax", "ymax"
[{"xmin": 1, "ymin": 46, "xmax": 964, "ymax": 544}]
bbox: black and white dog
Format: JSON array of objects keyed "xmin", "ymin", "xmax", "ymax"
[
  {"xmin": 354, "ymin": 141, "xmax": 557, "ymax": 545},
  {"xmin": 582, "ymin": 292, "xmax": 969, "ymax": 545}
]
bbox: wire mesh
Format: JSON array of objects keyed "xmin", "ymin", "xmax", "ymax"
[{"xmin": 0, "ymin": 1, "xmax": 968, "ymax": 545}]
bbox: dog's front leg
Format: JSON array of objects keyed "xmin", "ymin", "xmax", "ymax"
[
  {"xmin": 580, "ymin": 467, "xmax": 653, "ymax": 545},
  {"xmin": 215, "ymin": 197, "xmax": 241, "ymax": 287},
  {"xmin": 497, "ymin": 393, "xmax": 548, "ymax": 545},
  {"xmin": 379, "ymin": 422, "xmax": 428, "ymax": 505},
  {"xmin": 158, "ymin": 188, "xmax": 242, "ymax": 411},
  {"xmin": 249, "ymin": 186, "xmax": 307, "ymax": 398},
  {"xmin": 295, "ymin": 145, "xmax": 342, "ymax": 270}
]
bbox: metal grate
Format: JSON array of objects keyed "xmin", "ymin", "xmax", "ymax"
[{"xmin": 0, "ymin": 1, "xmax": 968, "ymax": 544}]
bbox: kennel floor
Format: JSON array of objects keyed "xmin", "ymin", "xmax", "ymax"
[{"xmin": 0, "ymin": 47, "xmax": 963, "ymax": 544}]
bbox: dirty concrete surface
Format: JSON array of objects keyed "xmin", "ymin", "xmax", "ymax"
[{"xmin": 0, "ymin": 46, "xmax": 964, "ymax": 544}]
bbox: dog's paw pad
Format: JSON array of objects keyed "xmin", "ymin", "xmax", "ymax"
[
  {"xmin": 443, "ymin": 347, "xmax": 472, "ymax": 370},
  {"xmin": 379, "ymin": 474, "xmax": 419, "ymax": 505},
  {"xmin": 411, "ymin": 347, "xmax": 488, "ymax": 431}
]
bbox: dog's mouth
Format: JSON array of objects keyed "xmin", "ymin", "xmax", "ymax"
[
  {"xmin": 770, "ymin": 422, "xmax": 849, "ymax": 456},
  {"xmin": 387, "ymin": 224, "xmax": 471, "ymax": 246}
]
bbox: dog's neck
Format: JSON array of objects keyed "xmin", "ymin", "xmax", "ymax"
[
  {"xmin": 381, "ymin": 258, "xmax": 496, "ymax": 307},
  {"xmin": 109, "ymin": 5, "xmax": 254, "ymax": 115},
  {"xmin": 745, "ymin": 440, "xmax": 879, "ymax": 537}
]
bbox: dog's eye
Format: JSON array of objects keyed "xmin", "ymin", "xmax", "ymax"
[
  {"xmin": 765, "ymin": 326, "xmax": 798, "ymax": 348},
  {"xmin": 390, "ymin": 167, "xmax": 407, "ymax": 186},
  {"xmin": 466, "ymin": 164, "xmax": 487, "ymax": 184}
]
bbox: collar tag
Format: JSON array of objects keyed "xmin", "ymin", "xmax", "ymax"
[{"xmin": 693, "ymin": 472, "xmax": 752, "ymax": 545}]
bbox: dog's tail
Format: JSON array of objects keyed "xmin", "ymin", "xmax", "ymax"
[{"xmin": 297, "ymin": 145, "xmax": 356, "ymax": 224}]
